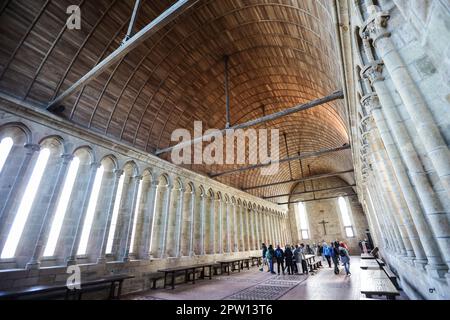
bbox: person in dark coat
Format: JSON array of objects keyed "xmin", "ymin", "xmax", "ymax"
[
  {"xmin": 284, "ymin": 245, "xmax": 294, "ymax": 275},
  {"xmin": 274, "ymin": 245, "xmax": 285, "ymax": 275},
  {"xmin": 260, "ymin": 243, "xmax": 268, "ymax": 272},
  {"xmin": 266, "ymin": 245, "xmax": 276, "ymax": 274},
  {"xmin": 331, "ymin": 242, "xmax": 340, "ymax": 274},
  {"xmin": 291, "ymin": 245, "xmax": 298, "ymax": 274}
]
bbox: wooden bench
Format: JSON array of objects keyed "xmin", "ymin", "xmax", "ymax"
[
  {"xmin": 361, "ymin": 253, "xmax": 375, "ymax": 259},
  {"xmin": 360, "ymin": 274, "xmax": 400, "ymax": 300},
  {"xmin": 376, "ymin": 259, "xmax": 386, "ymax": 267},
  {"xmin": 360, "ymin": 259, "xmax": 382, "ymax": 270},
  {"xmin": 382, "ymin": 265, "xmax": 400, "ymax": 290},
  {"xmin": 249, "ymin": 256, "xmax": 262, "ymax": 267},
  {"xmin": 216, "ymin": 258, "xmax": 250, "ymax": 276},
  {"xmin": 146, "ymin": 272, "xmax": 165, "ymax": 289},
  {"xmin": 158, "ymin": 263, "xmax": 214, "ymax": 290},
  {"xmin": 0, "ymin": 274, "xmax": 134, "ymax": 300}
]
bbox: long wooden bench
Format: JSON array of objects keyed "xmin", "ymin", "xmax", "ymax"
[
  {"xmin": 382, "ymin": 265, "xmax": 400, "ymax": 290},
  {"xmin": 360, "ymin": 259, "xmax": 382, "ymax": 270},
  {"xmin": 0, "ymin": 274, "xmax": 134, "ymax": 300},
  {"xmin": 361, "ymin": 253, "xmax": 375, "ymax": 259},
  {"xmin": 360, "ymin": 272, "xmax": 400, "ymax": 300},
  {"xmin": 376, "ymin": 258, "xmax": 386, "ymax": 267}
]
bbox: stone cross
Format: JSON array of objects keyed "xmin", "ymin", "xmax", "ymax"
[{"xmin": 318, "ymin": 219, "xmax": 329, "ymax": 235}]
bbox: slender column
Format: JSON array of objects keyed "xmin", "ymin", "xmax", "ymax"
[
  {"xmin": 245, "ymin": 207, "xmax": 251, "ymax": 251},
  {"xmin": 199, "ymin": 193, "xmax": 206, "ymax": 255},
  {"xmin": 67, "ymin": 162, "xmax": 100, "ymax": 265},
  {"xmin": 225, "ymin": 201, "xmax": 231, "ymax": 253},
  {"xmin": 362, "ymin": 7, "xmax": 450, "ymax": 197},
  {"xmin": 0, "ymin": 144, "xmax": 40, "ymax": 224},
  {"xmin": 210, "ymin": 196, "xmax": 216, "ymax": 254},
  {"xmin": 362, "ymin": 59, "xmax": 450, "ymax": 274},
  {"xmin": 217, "ymin": 198, "xmax": 223, "ymax": 253},
  {"xmin": 122, "ymin": 175, "xmax": 142, "ymax": 261},
  {"xmin": 264, "ymin": 211, "xmax": 269, "ymax": 244},
  {"xmin": 138, "ymin": 180, "xmax": 158, "ymax": 259},
  {"xmin": 188, "ymin": 190, "xmax": 196, "ymax": 256},
  {"xmin": 239, "ymin": 205, "xmax": 245, "ymax": 251},
  {"xmin": 175, "ymin": 187, "xmax": 185, "ymax": 258},
  {"xmin": 98, "ymin": 169, "xmax": 124, "ymax": 263},
  {"xmin": 232, "ymin": 203, "xmax": 238, "ymax": 252},
  {"xmin": 26, "ymin": 154, "xmax": 74, "ymax": 269},
  {"xmin": 159, "ymin": 184, "xmax": 173, "ymax": 258}
]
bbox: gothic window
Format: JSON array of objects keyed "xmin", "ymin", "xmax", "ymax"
[
  {"xmin": 0, "ymin": 137, "xmax": 13, "ymax": 173},
  {"xmin": 1, "ymin": 148, "xmax": 50, "ymax": 259},
  {"xmin": 43, "ymin": 157, "xmax": 80, "ymax": 257},
  {"xmin": 338, "ymin": 196, "xmax": 355, "ymax": 238},
  {"xmin": 105, "ymin": 173, "xmax": 125, "ymax": 254},
  {"xmin": 297, "ymin": 202, "xmax": 310, "ymax": 240},
  {"xmin": 77, "ymin": 165, "xmax": 105, "ymax": 255},
  {"xmin": 129, "ymin": 179, "xmax": 143, "ymax": 254}
]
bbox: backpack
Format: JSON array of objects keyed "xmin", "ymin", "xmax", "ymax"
[
  {"xmin": 339, "ymin": 249, "xmax": 346, "ymax": 257},
  {"xmin": 275, "ymin": 250, "xmax": 283, "ymax": 258}
]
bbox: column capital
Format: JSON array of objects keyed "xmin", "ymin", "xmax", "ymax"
[
  {"xmin": 360, "ymin": 93, "xmax": 381, "ymax": 116},
  {"xmin": 133, "ymin": 175, "xmax": 143, "ymax": 181},
  {"xmin": 24, "ymin": 143, "xmax": 41, "ymax": 153},
  {"xmin": 113, "ymin": 169, "xmax": 124, "ymax": 177},
  {"xmin": 360, "ymin": 6, "xmax": 390, "ymax": 45},
  {"xmin": 90, "ymin": 161, "xmax": 102, "ymax": 169},
  {"xmin": 361, "ymin": 62, "xmax": 384, "ymax": 85},
  {"xmin": 61, "ymin": 153, "xmax": 74, "ymax": 163}
]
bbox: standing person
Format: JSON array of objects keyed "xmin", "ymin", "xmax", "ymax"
[
  {"xmin": 266, "ymin": 245, "xmax": 276, "ymax": 274},
  {"xmin": 284, "ymin": 245, "xmax": 294, "ymax": 275},
  {"xmin": 293, "ymin": 245, "xmax": 302, "ymax": 274},
  {"xmin": 275, "ymin": 245, "xmax": 285, "ymax": 275},
  {"xmin": 260, "ymin": 243, "xmax": 268, "ymax": 272},
  {"xmin": 305, "ymin": 244, "xmax": 313, "ymax": 255},
  {"xmin": 361, "ymin": 239, "xmax": 368, "ymax": 254},
  {"xmin": 339, "ymin": 242, "xmax": 351, "ymax": 276},
  {"xmin": 300, "ymin": 243, "xmax": 308, "ymax": 274},
  {"xmin": 358, "ymin": 240, "xmax": 363, "ymax": 253},
  {"xmin": 322, "ymin": 242, "xmax": 332, "ymax": 268},
  {"xmin": 330, "ymin": 242, "xmax": 340, "ymax": 274},
  {"xmin": 292, "ymin": 245, "xmax": 298, "ymax": 274}
]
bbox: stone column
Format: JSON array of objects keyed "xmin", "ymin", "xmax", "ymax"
[
  {"xmin": 188, "ymin": 190, "xmax": 196, "ymax": 256},
  {"xmin": 233, "ymin": 202, "xmax": 238, "ymax": 252},
  {"xmin": 26, "ymin": 154, "xmax": 74, "ymax": 269},
  {"xmin": 362, "ymin": 97, "xmax": 416, "ymax": 259},
  {"xmin": 199, "ymin": 193, "xmax": 206, "ymax": 255},
  {"xmin": 239, "ymin": 204, "xmax": 245, "ymax": 251},
  {"xmin": 216, "ymin": 198, "xmax": 223, "ymax": 254},
  {"xmin": 361, "ymin": 58, "xmax": 450, "ymax": 274},
  {"xmin": 122, "ymin": 175, "xmax": 142, "ymax": 261},
  {"xmin": 159, "ymin": 184, "xmax": 173, "ymax": 258},
  {"xmin": 245, "ymin": 207, "xmax": 251, "ymax": 251},
  {"xmin": 0, "ymin": 144, "xmax": 40, "ymax": 225},
  {"xmin": 210, "ymin": 196, "xmax": 216, "ymax": 254},
  {"xmin": 226, "ymin": 201, "xmax": 231, "ymax": 253},
  {"xmin": 67, "ymin": 161, "xmax": 101, "ymax": 265},
  {"xmin": 139, "ymin": 180, "xmax": 158, "ymax": 259},
  {"xmin": 175, "ymin": 186, "xmax": 185, "ymax": 258},
  {"xmin": 362, "ymin": 6, "xmax": 450, "ymax": 197},
  {"xmin": 98, "ymin": 169, "xmax": 124, "ymax": 263}
]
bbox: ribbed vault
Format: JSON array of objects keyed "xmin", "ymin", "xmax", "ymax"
[{"xmin": 0, "ymin": 0, "xmax": 354, "ymax": 203}]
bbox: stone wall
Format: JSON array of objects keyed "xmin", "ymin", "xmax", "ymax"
[{"xmin": 0, "ymin": 98, "xmax": 290, "ymax": 294}]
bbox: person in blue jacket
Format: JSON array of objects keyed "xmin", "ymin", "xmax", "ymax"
[{"xmin": 322, "ymin": 242, "xmax": 332, "ymax": 268}]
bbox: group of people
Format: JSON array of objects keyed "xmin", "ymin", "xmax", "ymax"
[{"xmin": 260, "ymin": 240, "xmax": 352, "ymax": 276}]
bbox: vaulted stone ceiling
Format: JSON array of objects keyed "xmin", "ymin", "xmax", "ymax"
[{"xmin": 0, "ymin": 0, "xmax": 354, "ymax": 203}]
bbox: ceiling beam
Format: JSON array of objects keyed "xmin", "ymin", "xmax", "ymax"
[
  {"xmin": 263, "ymin": 184, "xmax": 356, "ymax": 199},
  {"xmin": 155, "ymin": 90, "xmax": 344, "ymax": 155},
  {"xmin": 277, "ymin": 193, "xmax": 357, "ymax": 205},
  {"xmin": 47, "ymin": 0, "xmax": 198, "ymax": 111},
  {"xmin": 242, "ymin": 169, "xmax": 354, "ymax": 191},
  {"xmin": 209, "ymin": 144, "xmax": 350, "ymax": 178}
]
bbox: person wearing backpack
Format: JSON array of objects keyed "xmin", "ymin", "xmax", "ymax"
[
  {"xmin": 266, "ymin": 245, "xmax": 276, "ymax": 274},
  {"xmin": 339, "ymin": 242, "xmax": 351, "ymax": 276},
  {"xmin": 322, "ymin": 242, "xmax": 332, "ymax": 268},
  {"xmin": 284, "ymin": 245, "xmax": 294, "ymax": 275},
  {"xmin": 274, "ymin": 245, "xmax": 285, "ymax": 275},
  {"xmin": 330, "ymin": 242, "xmax": 340, "ymax": 274},
  {"xmin": 260, "ymin": 243, "xmax": 268, "ymax": 272}
]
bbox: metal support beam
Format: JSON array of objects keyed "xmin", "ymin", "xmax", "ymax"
[
  {"xmin": 122, "ymin": 0, "xmax": 142, "ymax": 44},
  {"xmin": 224, "ymin": 55, "xmax": 231, "ymax": 128},
  {"xmin": 155, "ymin": 90, "xmax": 344, "ymax": 155},
  {"xmin": 242, "ymin": 169, "xmax": 354, "ymax": 191},
  {"xmin": 209, "ymin": 144, "xmax": 350, "ymax": 178},
  {"xmin": 47, "ymin": 0, "xmax": 198, "ymax": 111},
  {"xmin": 263, "ymin": 184, "xmax": 356, "ymax": 200},
  {"xmin": 278, "ymin": 193, "xmax": 357, "ymax": 205}
]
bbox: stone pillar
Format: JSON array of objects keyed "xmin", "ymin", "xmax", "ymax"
[
  {"xmin": 361, "ymin": 59, "xmax": 450, "ymax": 275},
  {"xmin": 233, "ymin": 202, "xmax": 238, "ymax": 252},
  {"xmin": 217, "ymin": 198, "xmax": 223, "ymax": 254},
  {"xmin": 245, "ymin": 207, "xmax": 251, "ymax": 251},
  {"xmin": 188, "ymin": 190, "xmax": 196, "ymax": 256},
  {"xmin": 67, "ymin": 161, "xmax": 101, "ymax": 265},
  {"xmin": 122, "ymin": 175, "xmax": 142, "ymax": 261},
  {"xmin": 199, "ymin": 193, "xmax": 206, "ymax": 255},
  {"xmin": 239, "ymin": 204, "xmax": 245, "ymax": 251},
  {"xmin": 139, "ymin": 180, "xmax": 157, "ymax": 260},
  {"xmin": 0, "ymin": 144, "xmax": 40, "ymax": 225},
  {"xmin": 210, "ymin": 196, "xmax": 216, "ymax": 254},
  {"xmin": 175, "ymin": 187, "xmax": 185, "ymax": 258},
  {"xmin": 362, "ymin": 6, "xmax": 450, "ymax": 197},
  {"xmin": 159, "ymin": 184, "xmax": 173, "ymax": 258},
  {"xmin": 26, "ymin": 154, "xmax": 74, "ymax": 269}
]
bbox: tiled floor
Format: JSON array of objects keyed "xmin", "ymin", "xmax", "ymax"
[{"xmin": 125, "ymin": 257, "xmax": 409, "ymax": 300}]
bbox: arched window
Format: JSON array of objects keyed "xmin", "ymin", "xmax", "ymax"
[
  {"xmin": 129, "ymin": 179, "xmax": 143, "ymax": 254},
  {"xmin": 43, "ymin": 157, "xmax": 80, "ymax": 257},
  {"xmin": 1, "ymin": 148, "xmax": 51, "ymax": 259},
  {"xmin": 105, "ymin": 174, "xmax": 125, "ymax": 254},
  {"xmin": 338, "ymin": 196, "xmax": 355, "ymax": 238},
  {"xmin": 77, "ymin": 165, "xmax": 105, "ymax": 255},
  {"xmin": 297, "ymin": 202, "xmax": 310, "ymax": 240},
  {"xmin": 0, "ymin": 137, "xmax": 13, "ymax": 173}
]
